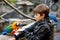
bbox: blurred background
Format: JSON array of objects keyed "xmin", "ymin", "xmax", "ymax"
[{"xmin": 0, "ymin": 0, "xmax": 60, "ymax": 40}]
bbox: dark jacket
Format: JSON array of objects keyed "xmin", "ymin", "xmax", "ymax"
[{"xmin": 14, "ymin": 17, "xmax": 54, "ymax": 40}]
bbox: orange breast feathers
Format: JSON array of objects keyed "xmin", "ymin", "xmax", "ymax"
[{"xmin": 12, "ymin": 22, "xmax": 19, "ymax": 30}]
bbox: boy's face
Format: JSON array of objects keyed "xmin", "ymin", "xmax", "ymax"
[
  {"xmin": 34, "ymin": 12, "xmax": 45, "ymax": 21},
  {"xmin": 34, "ymin": 6, "xmax": 45, "ymax": 21}
]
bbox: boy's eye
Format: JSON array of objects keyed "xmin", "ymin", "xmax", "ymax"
[{"xmin": 35, "ymin": 13, "xmax": 38, "ymax": 16}]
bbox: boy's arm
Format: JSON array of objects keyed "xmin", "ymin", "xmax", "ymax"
[{"xmin": 14, "ymin": 22, "xmax": 36, "ymax": 40}]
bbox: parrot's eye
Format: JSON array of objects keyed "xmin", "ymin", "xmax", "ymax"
[{"xmin": 16, "ymin": 22, "xmax": 22, "ymax": 26}]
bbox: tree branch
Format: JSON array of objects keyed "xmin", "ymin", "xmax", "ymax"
[{"xmin": 3, "ymin": 0, "xmax": 36, "ymax": 21}]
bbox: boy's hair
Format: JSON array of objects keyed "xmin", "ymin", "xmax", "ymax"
[{"xmin": 34, "ymin": 4, "xmax": 50, "ymax": 18}]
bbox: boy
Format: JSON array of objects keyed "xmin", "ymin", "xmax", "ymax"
[{"xmin": 9, "ymin": 4, "xmax": 54, "ymax": 40}]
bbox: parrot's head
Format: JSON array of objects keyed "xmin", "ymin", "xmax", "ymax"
[
  {"xmin": 12, "ymin": 21, "xmax": 22, "ymax": 27},
  {"xmin": 16, "ymin": 22, "xmax": 22, "ymax": 27}
]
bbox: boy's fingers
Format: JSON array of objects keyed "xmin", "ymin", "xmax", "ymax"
[{"xmin": 16, "ymin": 29, "xmax": 23, "ymax": 32}]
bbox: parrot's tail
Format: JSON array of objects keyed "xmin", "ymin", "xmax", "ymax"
[
  {"xmin": 1, "ymin": 32, "xmax": 8, "ymax": 35},
  {"xmin": 55, "ymin": 22, "xmax": 60, "ymax": 28}
]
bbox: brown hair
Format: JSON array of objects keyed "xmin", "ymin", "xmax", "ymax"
[{"xmin": 34, "ymin": 4, "xmax": 50, "ymax": 18}]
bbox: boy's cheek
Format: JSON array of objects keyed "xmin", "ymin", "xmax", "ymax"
[
  {"xmin": 34, "ymin": 15, "xmax": 36, "ymax": 18},
  {"xmin": 34, "ymin": 16, "xmax": 39, "ymax": 20}
]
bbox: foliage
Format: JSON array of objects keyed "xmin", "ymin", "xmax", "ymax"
[
  {"xmin": 0, "ymin": 0, "xmax": 2, "ymax": 2},
  {"xmin": 7, "ymin": 0, "xmax": 16, "ymax": 4}
]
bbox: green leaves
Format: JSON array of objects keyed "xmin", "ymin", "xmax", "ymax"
[
  {"xmin": 0, "ymin": 0, "xmax": 2, "ymax": 2},
  {"xmin": 7, "ymin": 0, "xmax": 16, "ymax": 4}
]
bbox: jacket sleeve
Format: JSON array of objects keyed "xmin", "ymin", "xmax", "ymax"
[
  {"xmin": 14, "ymin": 23, "xmax": 35, "ymax": 40},
  {"xmin": 24, "ymin": 24, "xmax": 35, "ymax": 32}
]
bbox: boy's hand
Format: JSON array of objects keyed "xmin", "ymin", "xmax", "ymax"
[
  {"xmin": 15, "ymin": 28, "xmax": 23, "ymax": 32},
  {"xmin": 14, "ymin": 29, "xmax": 24, "ymax": 35}
]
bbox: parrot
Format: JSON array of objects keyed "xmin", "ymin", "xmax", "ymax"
[
  {"xmin": 49, "ymin": 12, "xmax": 60, "ymax": 28},
  {"xmin": 1, "ymin": 21, "xmax": 21, "ymax": 35}
]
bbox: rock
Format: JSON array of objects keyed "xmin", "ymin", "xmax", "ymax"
[{"xmin": 0, "ymin": 35, "xmax": 12, "ymax": 40}]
